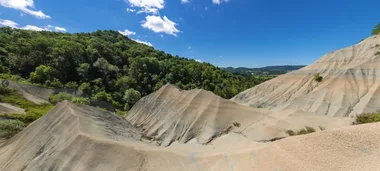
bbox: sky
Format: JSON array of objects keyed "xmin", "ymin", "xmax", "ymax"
[{"xmin": 1, "ymin": 0, "xmax": 380, "ymax": 67}]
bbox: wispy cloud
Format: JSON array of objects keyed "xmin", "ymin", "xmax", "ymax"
[
  {"xmin": 132, "ymin": 38, "xmax": 153, "ymax": 46},
  {"xmin": 0, "ymin": 0, "xmax": 50, "ymax": 19},
  {"xmin": 118, "ymin": 29, "xmax": 136, "ymax": 36},
  {"xmin": 0, "ymin": 19, "xmax": 18, "ymax": 28},
  {"xmin": 0, "ymin": 18, "xmax": 66, "ymax": 32},
  {"xmin": 141, "ymin": 15, "xmax": 180, "ymax": 36}
]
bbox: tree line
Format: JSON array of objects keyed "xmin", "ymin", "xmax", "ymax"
[{"xmin": 0, "ymin": 27, "xmax": 271, "ymax": 110}]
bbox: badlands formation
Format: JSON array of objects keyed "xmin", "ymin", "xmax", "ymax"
[
  {"xmin": 232, "ymin": 35, "xmax": 380, "ymax": 117},
  {"xmin": 1, "ymin": 35, "xmax": 380, "ymax": 170}
]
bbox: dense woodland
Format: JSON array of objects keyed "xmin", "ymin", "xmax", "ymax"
[{"xmin": 0, "ymin": 27, "xmax": 271, "ymax": 110}]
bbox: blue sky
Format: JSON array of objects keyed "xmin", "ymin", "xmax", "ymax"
[{"xmin": 1, "ymin": 0, "xmax": 380, "ymax": 67}]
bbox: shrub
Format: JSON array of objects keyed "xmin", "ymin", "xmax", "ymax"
[
  {"xmin": 0, "ymin": 65, "xmax": 9, "ymax": 73},
  {"xmin": 354, "ymin": 113, "xmax": 380, "ymax": 125},
  {"xmin": 71, "ymin": 97, "xmax": 91, "ymax": 105},
  {"xmin": 0, "ymin": 86, "xmax": 12, "ymax": 95},
  {"xmin": 0, "ymin": 120, "xmax": 26, "ymax": 139},
  {"xmin": 0, "ymin": 74, "xmax": 26, "ymax": 82},
  {"xmin": 49, "ymin": 92, "xmax": 74, "ymax": 104},
  {"xmin": 64, "ymin": 82, "xmax": 78, "ymax": 89},
  {"xmin": 313, "ymin": 73, "xmax": 323, "ymax": 82},
  {"xmin": 286, "ymin": 126, "xmax": 316, "ymax": 136},
  {"xmin": 285, "ymin": 130, "xmax": 296, "ymax": 136},
  {"xmin": 375, "ymin": 51, "xmax": 380, "ymax": 56}
]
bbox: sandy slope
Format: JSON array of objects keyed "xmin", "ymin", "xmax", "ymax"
[
  {"xmin": 0, "ymin": 101, "xmax": 379, "ymax": 171},
  {"xmin": 0, "ymin": 103, "xmax": 25, "ymax": 114},
  {"xmin": 126, "ymin": 84, "xmax": 270, "ymax": 146},
  {"xmin": 232, "ymin": 35, "xmax": 380, "ymax": 117},
  {"xmin": 126, "ymin": 84, "xmax": 352, "ymax": 144}
]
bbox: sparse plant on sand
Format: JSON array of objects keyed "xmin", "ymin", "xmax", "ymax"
[
  {"xmin": 286, "ymin": 126, "xmax": 316, "ymax": 136},
  {"xmin": 313, "ymin": 73, "xmax": 323, "ymax": 83},
  {"xmin": 375, "ymin": 51, "xmax": 380, "ymax": 56},
  {"xmin": 233, "ymin": 122, "xmax": 241, "ymax": 127}
]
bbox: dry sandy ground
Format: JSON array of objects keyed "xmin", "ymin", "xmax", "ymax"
[
  {"xmin": 232, "ymin": 35, "xmax": 380, "ymax": 117},
  {"xmin": 0, "ymin": 101, "xmax": 379, "ymax": 171}
]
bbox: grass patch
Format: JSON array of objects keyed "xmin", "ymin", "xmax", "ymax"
[
  {"xmin": 0, "ymin": 120, "xmax": 26, "ymax": 139},
  {"xmin": 286, "ymin": 126, "xmax": 316, "ymax": 136},
  {"xmin": 0, "ymin": 87, "xmax": 53, "ymax": 125},
  {"xmin": 354, "ymin": 113, "xmax": 380, "ymax": 125}
]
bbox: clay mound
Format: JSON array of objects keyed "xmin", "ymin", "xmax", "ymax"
[
  {"xmin": 0, "ymin": 103, "xmax": 25, "ymax": 114},
  {"xmin": 126, "ymin": 84, "xmax": 270, "ymax": 146},
  {"xmin": 1, "ymin": 101, "xmax": 379, "ymax": 171},
  {"xmin": 0, "ymin": 101, "xmax": 142, "ymax": 171},
  {"xmin": 232, "ymin": 35, "xmax": 380, "ymax": 117}
]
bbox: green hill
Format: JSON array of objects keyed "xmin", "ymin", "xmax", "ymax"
[
  {"xmin": 223, "ymin": 65, "xmax": 306, "ymax": 76},
  {"xmin": 0, "ymin": 27, "xmax": 271, "ymax": 111}
]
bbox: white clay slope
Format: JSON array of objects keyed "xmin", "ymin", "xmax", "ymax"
[
  {"xmin": 1, "ymin": 101, "xmax": 380, "ymax": 171},
  {"xmin": 232, "ymin": 35, "xmax": 380, "ymax": 117},
  {"xmin": 126, "ymin": 84, "xmax": 270, "ymax": 146}
]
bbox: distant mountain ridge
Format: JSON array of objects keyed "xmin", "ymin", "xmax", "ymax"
[{"xmin": 222, "ymin": 65, "xmax": 306, "ymax": 76}]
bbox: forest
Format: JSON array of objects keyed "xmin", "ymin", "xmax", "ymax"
[{"xmin": 0, "ymin": 27, "xmax": 272, "ymax": 111}]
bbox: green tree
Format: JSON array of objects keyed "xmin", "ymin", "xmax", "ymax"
[
  {"xmin": 29, "ymin": 65, "xmax": 58, "ymax": 84},
  {"xmin": 372, "ymin": 23, "xmax": 380, "ymax": 35},
  {"xmin": 123, "ymin": 88, "xmax": 141, "ymax": 110}
]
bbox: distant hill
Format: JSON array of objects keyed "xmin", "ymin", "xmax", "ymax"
[{"xmin": 222, "ymin": 65, "xmax": 306, "ymax": 76}]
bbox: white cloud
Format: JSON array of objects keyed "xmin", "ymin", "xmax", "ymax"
[
  {"xmin": 0, "ymin": 19, "xmax": 18, "ymax": 28},
  {"xmin": 188, "ymin": 46, "xmax": 192, "ymax": 49},
  {"xmin": 0, "ymin": 0, "xmax": 50, "ymax": 19},
  {"xmin": 21, "ymin": 25, "xmax": 47, "ymax": 31},
  {"xmin": 47, "ymin": 25, "xmax": 67, "ymax": 32},
  {"xmin": 126, "ymin": 8, "xmax": 136, "ymax": 13},
  {"xmin": 141, "ymin": 15, "xmax": 180, "ymax": 36},
  {"xmin": 0, "ymin": 18, "xmax": 66, "ymax": 32},
  {"xmin": 118, "ymin": 29, "xmax": 136, "ymax": 36},
  {"xmin": 125, "ymin": 0, "xmax": 164, "ymax": 14},
  {"xmin": 132, "ymin": 38, "xmax": 153, "ymax": 46},
  {"xmin": 212, "ymin": 0, "xmax": 230, "ymax": 4},
  {"xmin": 21, "ymin": 25, "xmax": 66, "ymax": 32},
  {"xmin": 159, "ymin": 34, "xmax": 163, "ymax": 38},
  {"xmin": 195, "ymin": 59, "xmax": 202, "ymax": 62},
  {"xmin": 181, "ymin": 0, "xmax": 189, "ymax": 4}
]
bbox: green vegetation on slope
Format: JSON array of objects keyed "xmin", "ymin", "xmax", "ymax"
[
  {"xmin": 313, "ymin": 73, "xmax": 323, "ymax": 82},
  {"xmin": 372, "ymin": 23, "xmax": 380, "ymax": 35},
  {"xmin": 285, "ymin": 126, "xmax": 317, "ymax": 136},
  {"xmin": 0, "ymin": 120, "xmax": 25, "ymax": 139},
  {"xmin": 354, "ymin": 113, "xmax": 380, "ymax": 125},
  {"xmin": 0, "ymin": 27, "xmax": 270, "ymax": 110},
  {"xmin": 0, "ymin": 86, "xmax": 53, "ymax": 125}
]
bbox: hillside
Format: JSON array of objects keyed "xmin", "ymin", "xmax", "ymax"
[
  {"xmin": 223, "ymin": 65, "xmax": 306, "ymax": 76},
  {"xmin": 0, "ymin": 27, "xmax": 264, "ymax": 111},
  {"xmin": 232, "ymin": 35, "xmax": 380, "ymax": 117}
]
